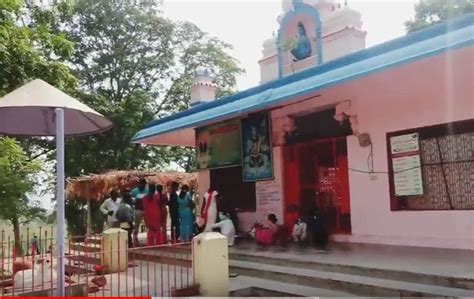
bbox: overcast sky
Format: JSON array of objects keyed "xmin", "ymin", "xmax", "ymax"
[{"xmin": 164, "ymin": 0, "xmax": 417, "ymax": 90}]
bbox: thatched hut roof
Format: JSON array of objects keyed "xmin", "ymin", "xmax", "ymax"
[{"xmin": 66, "ymin": 170, "xmax": 197, "ymax": 201}]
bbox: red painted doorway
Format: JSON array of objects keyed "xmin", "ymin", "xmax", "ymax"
[{"xmin": 283, "ymin": 138, "xmax": 351, "ymax": 234}]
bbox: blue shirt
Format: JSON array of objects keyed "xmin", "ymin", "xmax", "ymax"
[{"xmin": 131, "ymin": 186, "xmax": 148, "ymax": 210}]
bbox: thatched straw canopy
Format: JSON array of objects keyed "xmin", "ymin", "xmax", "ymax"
[{"xmin": 66, "ymin": 170, "xmax": 197, "ymax": 201}]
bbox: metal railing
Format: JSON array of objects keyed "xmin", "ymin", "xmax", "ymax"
[{"xmin": 0, "ymin": 230, "xmax": 194, "ymax": 297}]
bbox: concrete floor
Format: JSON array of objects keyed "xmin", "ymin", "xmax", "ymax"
[{"xmin": 87, "ymin": 262, "xmax": 193, "ymax": 297}]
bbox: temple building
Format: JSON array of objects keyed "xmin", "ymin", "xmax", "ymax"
[{"xmin": 133, "ymin": 0, "xmax": 474, "ymax": 250}]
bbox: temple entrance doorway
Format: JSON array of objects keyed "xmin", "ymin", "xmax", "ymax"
[{"xmin": 282, "ymin": 108, "xmax": 352, "ymax": 234}]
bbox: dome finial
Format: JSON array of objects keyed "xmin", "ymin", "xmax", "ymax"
[{"xmin": 194, "ymin": 66, "xmax": 214, "ymax": 79}]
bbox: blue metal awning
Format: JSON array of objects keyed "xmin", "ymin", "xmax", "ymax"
[{"xmin": 132, "ymin": 14, "xmax": 474, "ymax": 146}]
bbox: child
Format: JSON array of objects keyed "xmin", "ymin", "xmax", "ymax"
[{"xmin": 212, "ymin": 212, "xmax": 236, "ymax": 246}]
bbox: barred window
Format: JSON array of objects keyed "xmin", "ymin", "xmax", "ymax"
[{"xmin": 387, "ymin": 120, "xmax": 474, "ymax": 211}]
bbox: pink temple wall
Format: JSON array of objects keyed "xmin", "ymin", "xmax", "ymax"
[
  {"xmin": 272, "ymin": 46, "xmax": 474, "ymax": 249},
  {"xmin": 345, "ymin": 47, "xmax": 474, "ymax": 250}
]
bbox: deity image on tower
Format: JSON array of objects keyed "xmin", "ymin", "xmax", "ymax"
[{"xmin": 291, "ymin": 22, "xmax": 312, "ymax": 61}]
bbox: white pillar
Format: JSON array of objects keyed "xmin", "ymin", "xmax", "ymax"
[
  {"xmin": 55, "ymin": 108, "xmax": 65, "ymax": 296},
  {"xmin": 192, "ymin": 232, "xmax": 229, "ymax": 296}
]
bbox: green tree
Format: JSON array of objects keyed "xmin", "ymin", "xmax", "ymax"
[
  {"xmin": 0, "ymin": 137, "xmax": 44, "ymax": 255},
  {"xmin": 405, "ymin": 0, "xmax": 474, "ymax": 33},
  {"xmin": 0, "ymin": 0, "xmax": 77, "ymax": 178},
  {"xmin": 0, "ymin": 0, "xmax": 77, "ymax": 245},
  {"xmin": 0, "ymin": 0, "xmax": 77, "ymax": 95},
  {"xmin": 40, "ymin": 0, "xmax": 242, "ymax": 234},
  {"xmin": 56, "ymin": 0, "xmax": 243, "ymax": 177}
]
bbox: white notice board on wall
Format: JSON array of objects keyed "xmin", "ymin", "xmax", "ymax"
[
  {"xmin": 256, "ymin": 180, "xmax": 283, "ymax": 223},
  {"xmin": 390, "ymin": 133, "xmax": 420, "ymax": 154},
  {"xmin": 390, "ymin": 133, "xmax": 424, "ymax": 196},
  {"xmin": 392, "ymin": 155, "xmax": 424, "ymax": 196}
]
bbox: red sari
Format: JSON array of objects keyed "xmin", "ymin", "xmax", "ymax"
[
  {"xmin": 143, "ymin": 193, "xmax": 162, "ymax": 246},
  {"xmin": 255, "ymin": 221, "xmax": 277, "ymax": 245}
]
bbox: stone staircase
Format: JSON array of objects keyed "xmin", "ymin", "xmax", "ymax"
[
  {"xmin": 67, "ymin": 235, "xmax": 102, "ymax": 275},
  {"xmin": 228, "ymin": 250, "xmax": 474, "ymax": 297},
  {"xmin": 147, "ymin": 243, "xmax": 474, "ymax": 297},
  {"xmin": 67, "ymin": 235, "xmax": 193, "ymax": 275}
]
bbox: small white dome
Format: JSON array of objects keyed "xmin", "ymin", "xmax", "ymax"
[
  {"xmin": 262, "ymin": 36, "xmax": 277, "ymax": 57},
  {"xmin": 263, "ymin": 36, "xmax": 277, "ymax": 47},
  {"xmin": 195, "ymin": 67, "xmax": 214, "ymax": 78}
]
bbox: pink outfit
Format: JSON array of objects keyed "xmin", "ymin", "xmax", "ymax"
[
  {"xmin": 143, "ymin": 193, "xmax": 163, "ymax": 245},
  {"xmin": 255, "ymin": 222, "xmax": 277, "ymax": 245}
]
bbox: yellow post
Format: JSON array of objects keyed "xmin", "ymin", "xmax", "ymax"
[
  {"xmin": 101, "ymin": 228, "xmax": 128, "ymax": 272},
  {"xmin": 192, "ymin": 232, "xmax": 229, "ymax": 296}
]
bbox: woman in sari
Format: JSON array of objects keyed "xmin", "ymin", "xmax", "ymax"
[
  {"xmin": 178, "ymin": 185, "xmax": 194, "ymax": 242},
  {"xmin": 143, "ymin": 184, "xmax": 162, "ymax": 246},
  {"xmin": 157, "ymin": 185, "xmax": 168, "ymax": 244},
  {"xmin": 255, "ymin": 214, "xmax": 278, "ymax": 246}
]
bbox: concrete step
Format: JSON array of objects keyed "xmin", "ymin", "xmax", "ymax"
[
  {"xmin": 67, "ymin": 254, "xmax": 101, "ymax": 266},
  {"xmin": 230, "ymin": 275, "xmax": 354, "ymax": 297},
  {"xmin": 65, "ymin": 264, "xmax": 92, "ymax": 275},
  {"xmin": 70, "ymin": 242, "xmax": 102, "ymax": 253},
  {"xmin": 85, "ymin": 237, "xmax": 101, "ymax": 245},
  {"xmin": 147, "ymin": 244, "xmax": 191, "ymax": 255},
  {"xmin": 230, "ymin": 251, "xmax": 474, "ymax": 290},
  {"xmin": 230, "ymin": 260, "xmax": 474, "ymax": 297},
  {"xmin": 130, "ymin": 251, "xmax": 191, "ymax": 268}
]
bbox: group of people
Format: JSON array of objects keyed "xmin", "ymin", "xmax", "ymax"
[
  {"xmin": 100, "ymin": 179, "xmax": 327, "ymax": 249},
  {"xmin": 251, "ymin": 207, "xmax": 328, "ymax": 250},
  {"xmin": 99, "ymin": 180, "xmax": 236, "ymax": 247}
]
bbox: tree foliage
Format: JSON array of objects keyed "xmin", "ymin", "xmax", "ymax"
[
  {"xmin": 0, "ymin": 1, "xmax": 78, "ymax": 248},
  {"xmin": 56, "ymin": 0, "xmax": 243, "ymax": 177},
  {"xmin": 0, "ymin": 137, "xmax": 44, "ymax": 254},
  {"xmin": 0, "ymin": 0, "xmax": 77, "ymax": 95},
  {"xmin": 0, "ymin": 0, "xmax": 78, "ymax": 171},
  {"xmin": 405, "ymin": 0, "xmax": 474, "ymax": 32}
]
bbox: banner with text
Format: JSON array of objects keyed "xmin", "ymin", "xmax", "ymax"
[
  {"xmin": 196, "ymin": 119, "xmax": 242, "ymax": 170},
  {"xmin": 256, "ymin": 180, "xmax": 283, "ymax": 223}
]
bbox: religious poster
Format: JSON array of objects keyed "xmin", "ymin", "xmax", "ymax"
[
  {"xmin": 256, "ymin": 180, "xmax": 283, "ymax": 223},
  {"xmin": 195, "ymin": 119, "xmax": 242, "ymax": 170},
  {"xmin": 390, "ymin": 133, "xmax": 424, "ymax": 196},
  {"xmin": 241, "ymin": 112, "xmax": 273, "ymax": 182}
]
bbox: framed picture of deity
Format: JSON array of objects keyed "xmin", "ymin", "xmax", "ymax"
[{"xmin": 241, "ymin": 112, "xmax": 274, "ymax": 182}]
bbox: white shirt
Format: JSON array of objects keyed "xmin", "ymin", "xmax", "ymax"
[
  {"xmin": 212, "ymin": 219, "xmax": 235, "ymax": 246},
  {"xmin": 100, "ymin": 197, "xmax": 121, "ymax": 223}
]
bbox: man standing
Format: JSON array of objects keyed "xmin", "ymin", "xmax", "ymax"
[
  {"xmin": 168, "ymin": 182, "xmax": 180, "ymax": 242},
  {"xmin": 100, "ymin": 190, "xmax": 121, "ymax": 229},
  {"xmin": 30, "ymin": 235, "xmax": 40, "ymax": 255},
  {"xmin": 131, "ymin": 178, "xmax": 148, "ymax": 245}
]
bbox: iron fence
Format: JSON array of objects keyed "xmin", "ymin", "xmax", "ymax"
[{"xmin": 0, "ymin": 230, "xmax": 194, "ymax": 297}]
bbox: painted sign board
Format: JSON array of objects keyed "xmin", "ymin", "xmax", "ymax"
[
  {"xmin": 390, "ymin": 133, "xmax": 424, "ymax": 196},
  {"xmin": 196, "ymin": 119, "xmax": 242, "ymax": 170}
]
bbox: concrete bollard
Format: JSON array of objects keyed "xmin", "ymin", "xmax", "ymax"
[
  {"xmin": 101, "ymin": 228, "xmax": 128, "ymax": 272},
  {"xmin": 192, "ymin": 232, "xmax": 229, "ymax": 296}
]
